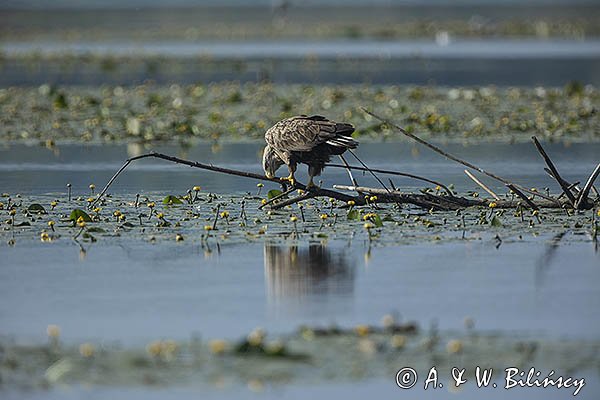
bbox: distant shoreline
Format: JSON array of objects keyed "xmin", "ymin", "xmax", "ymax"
[
  {"xmin": 2, "ymin": 44, "xmax": 599, "ymax": 86},
  {"xmin": 1, "ymin": 4, "xmax": 599, "ymax": 42}
]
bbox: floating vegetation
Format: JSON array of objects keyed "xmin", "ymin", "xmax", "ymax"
[
  {"xmin": 1, "ymin": 123, "xmax": 599, "ymax": 248},
  {"xmin": 0, "ymin": 83, "xmax": 598, "ymax": 144},
  {"xmin": 1, "ymin": 319, "xmax": 598, "ymax": 389},
  {"xmin": 1, "ymin": 184, "xmax": 597, "ymax": 249}
]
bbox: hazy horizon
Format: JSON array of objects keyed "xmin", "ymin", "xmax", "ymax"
[{"xmin": 1, "ymin": 0, "xmax": 597, "ymax": 10}]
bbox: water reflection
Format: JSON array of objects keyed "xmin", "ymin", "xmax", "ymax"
[{"xmin": 263, "ymin": 243, "xmax": 355, "ymax": 304}]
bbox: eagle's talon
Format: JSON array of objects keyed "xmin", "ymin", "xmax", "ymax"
[{"xmin": 281, "ymin": 173, "xmax": 296, "ymax": 187}]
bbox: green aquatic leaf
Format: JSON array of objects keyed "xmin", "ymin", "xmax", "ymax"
[
  {"xmin": 27, "ymin": 203, "xmax": 47, "ymax": 214},
  {"xmin": 69, "ymin": 209, "xmax": 92, "ymax": 222},
  {"xmin": 162, "ymin": 195, "xmax": 183, "ymax": 205},
  {"xmin": 14, "ymin": 221, "xmax": 31, "ymax": 227},
  {"xmin": 82, "ymin": 232, "xmax": 97, "ymax": 242},
  {"xmin": 347, "ymin": 209, "xmax": 360, "ymax": 221},
  {"xmin": 490, "ymin": 215, "xmax": 503, "ymax": 227},
  {"xmin": 372, "ymin": 213, "xmax": 384, "ymax": 227},
  {"xmin": 267, "ymin": 189, "xmax": 282, "ymax": 200},
  {"xmin": 53, "ymin": 92, "xmax": 68, "ymax": 109}
]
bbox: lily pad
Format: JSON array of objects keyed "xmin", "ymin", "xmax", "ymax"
[
  {"xmin": 82, "ymin": 232, "xmax": 97, "ymax": 242},
  {"xmin": 491, "ymin": 215, "xmax": 503, "ymax": 227},
  {"xmin": 27, "ymin": 204, "xmax": 47, "ymax": 214},
  {"xmin": 162, "ymin": 195, "xmax": 183, "ymax": 205},
  {"xmin": 69, "ymin": 209, "xmax": 92, "ymax": 222},
  {"xmin": 347, "ymin": 209, "xmax": 360, "ymax": 221},
  {"xmin": 14, "ymin": 221, "xmax": 31, "ymax": 227},
  {"xmin": 372, "ymin": 213, "xmax": 384, "ymax": 227},
  {"xmin": 267, "ymin": 189, "xmax": 282, "ymax": 200}
]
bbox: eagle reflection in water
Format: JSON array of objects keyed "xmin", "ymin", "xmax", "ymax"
[{"xmin": 263, "ymin": 244, "xmax": 355, "ymax": 303}]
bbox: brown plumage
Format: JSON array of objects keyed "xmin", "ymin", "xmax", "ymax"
[{"xmin": 262, "ymin": 115, "xmax": 358, "ymax": 186}]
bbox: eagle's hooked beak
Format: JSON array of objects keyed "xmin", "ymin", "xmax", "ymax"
[{"xmin": 262, "ymin": 145, "xmax": 281, "ymax": 179}]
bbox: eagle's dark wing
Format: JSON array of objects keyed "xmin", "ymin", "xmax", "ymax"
[{"xmin": 265, "ymin": 116, "xmax": 357, "ymax": 153}]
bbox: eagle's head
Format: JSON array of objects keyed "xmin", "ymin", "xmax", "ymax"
[{"xmin": 262, "ymin": 145, "xmax": 284, "ymax": 179}]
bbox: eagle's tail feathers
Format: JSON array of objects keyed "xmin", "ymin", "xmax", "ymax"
[
  {"xmin": 335, "ymin": 123, "xmax": 355, "ymax": 135},
  {"xmin": 326, "ymin": 136, "xmax": 358, "ymax": 149}
]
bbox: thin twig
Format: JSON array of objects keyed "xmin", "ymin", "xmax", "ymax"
[
  {"xmin": 541, "ymin": 167, "xmax": 597, "ymax": 200},
  {"xmin": 324, "ymin": 163, "xmax": 453, "ymax": 196},
  {"xmin": 543, "ymin": 168, "xmax": 580, "ymax": 195},
  {"xmin": 212, "ymin": 204, "xmax": 220, "ymax": 230},
  {"xmin": 531, "ymin": 136, "xmax": 576, "ymax": 205},
  {"xmin": 348, "ymin": 149, "xmax": 391, "ymax": 192},
  {"xmin": 556, "ymin": 181, "xmax": 580, "ymax": 200},
  {"xmin": 338, "ymin": 154, "xmax": 358, "ymax": 187},
  {"xmin": 506, "ymin": 184, "xmax": 539, "ymax": 210},
  {"xmin": 575, "ymin": 163, "xmax": 600, "ymax": 210},
  {"xmin": 361, "ymin": 108, "xmax": 559, "ymax": 204},
  {"xmin": 347, "ymin": 149, "xmax": 403, "ymax": 209},
  {"xmin": 464, "ymin": 170, "xmax": 500, "ymax": 200}
]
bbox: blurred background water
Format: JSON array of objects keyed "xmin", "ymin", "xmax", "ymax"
[{"xmin": 1, "ymin": 0, "xmax": 599, "ymax": 85}]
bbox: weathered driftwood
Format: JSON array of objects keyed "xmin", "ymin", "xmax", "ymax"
[{"xmin": 333, "ymin": 185, "xmax": 570, "ymax": 210}]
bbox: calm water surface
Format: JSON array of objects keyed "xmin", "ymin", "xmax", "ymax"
[
  {"xmin": 1, "ymin": 141, "xmax": 598, "ymax": 195},
  {"xmin": 0, "ymin": 142, "xmax": 599, "ymax": 399},
  {"xmin": 1, "ymin": 141, "xmax": 599, "ymax": 340}
]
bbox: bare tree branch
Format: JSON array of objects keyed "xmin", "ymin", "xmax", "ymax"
[
  {"xmin": 531, "ymin": 136, "xmax": 576, "ymax": 205},
  {"xmin": 92, "ymin": 152, "xmax": 362, "ymax": 209},
  {"xmin": 506, "ymin": 184, "xmax": 539, "ymax": 210},
  {"xmin": 575, "ymin": 163, "xmax": 600, "ymax": 210},
  {"xmin": 361, "ymin": 107, "xmax": 560, "ymax": 205}
]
